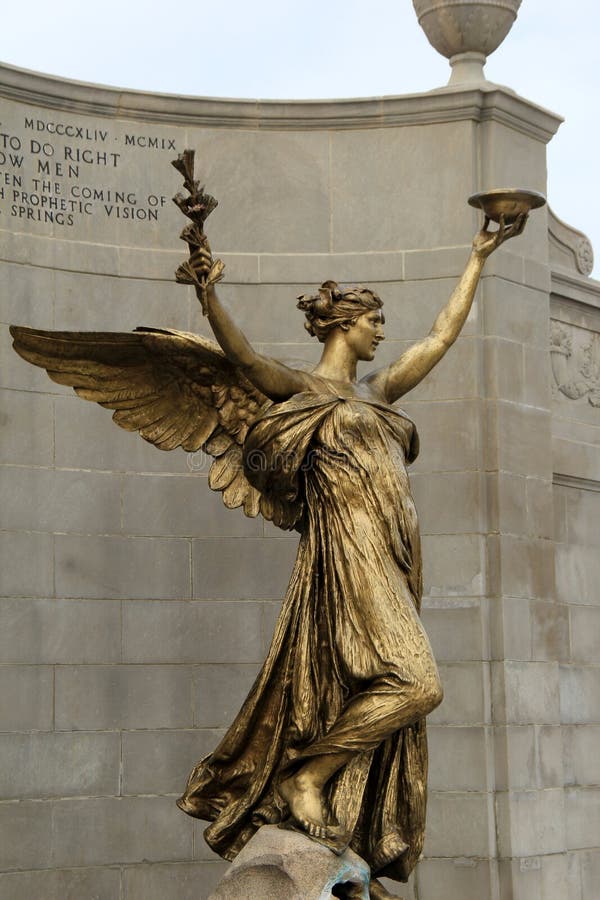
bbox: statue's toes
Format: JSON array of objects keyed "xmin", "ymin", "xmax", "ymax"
[{"xmin": 369, "ymin": 877, "xmax": 405, "ymax": 900}]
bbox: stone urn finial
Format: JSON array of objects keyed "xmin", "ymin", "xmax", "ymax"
[{"xmin": 412, "ymin": 0, "xmax": 523, "ymax": 85}]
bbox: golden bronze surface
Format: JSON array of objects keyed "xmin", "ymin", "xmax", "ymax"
[
  {"xmin": 468, "ymin": 187, "xmax": 546, "ymax": 223},
  {"xmin": 10, "ymin": 154, "xmax": 536, "ymax": 898}
]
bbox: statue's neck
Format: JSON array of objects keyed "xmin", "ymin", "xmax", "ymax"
[{"xmin": 312, "ymin": 334, "xmax": 358, "ymax": 384}]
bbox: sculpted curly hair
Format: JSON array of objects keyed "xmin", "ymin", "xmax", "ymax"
[{"xmin": 297, "ymin": 280, "xmax": 383, "ymax": 342}]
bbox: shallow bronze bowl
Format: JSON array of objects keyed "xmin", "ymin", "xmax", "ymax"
[{"xmin": 468, "ymin": 188, "xmax": 546, "ymax": 223}]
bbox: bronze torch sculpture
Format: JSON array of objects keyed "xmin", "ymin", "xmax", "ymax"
[{"xmin": 11, "ymin": 152, "xmax": 541, "ymax": 900}]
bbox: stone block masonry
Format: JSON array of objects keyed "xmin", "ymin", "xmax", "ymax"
[{"xmin": 1, "ymin": 58, "xmax": 599, "ymax": 899}]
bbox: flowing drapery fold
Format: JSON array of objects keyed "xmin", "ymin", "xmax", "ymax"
[{"xmin": 178, "ymin": 392, "xmax": 438, "ymax": 883}]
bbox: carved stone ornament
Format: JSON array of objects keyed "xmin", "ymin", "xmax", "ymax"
[
  {"xmin": 412, "ymin": 0, "xmax": 522, "ymax": 83},
  {"xmin": 548, "ymin": 207, "xmax": 595, "ymax": 277},
  {"xmin": 576, "ymin": 238, "xmax": 595, "ymax": 277},
  {"xmin": 550, "ymin": 321, "xmax": 600, "ymax": 407}
]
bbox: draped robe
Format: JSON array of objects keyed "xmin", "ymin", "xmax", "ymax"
[{"xmin": 178, "ymin": 389, "xmax": 440, "ymax": 883}]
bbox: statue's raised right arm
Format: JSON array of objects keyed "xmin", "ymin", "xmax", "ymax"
[{"xmin": 190, "ymin": 247, "xmax": 312, "ymax": 402}]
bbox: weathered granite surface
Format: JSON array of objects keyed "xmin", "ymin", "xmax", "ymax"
[{"xmin": 208, "ymin": 826, "xmax": 369, "ymax": 900}]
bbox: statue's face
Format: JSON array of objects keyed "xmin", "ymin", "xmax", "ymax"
[{"xmin": 344, "ymin": 309, "xmax": 385, "ymax": 361}]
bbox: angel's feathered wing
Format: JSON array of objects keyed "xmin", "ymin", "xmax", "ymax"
[{"xmin": 10, "ymin": 324, "xmax": 301, "ymax": 529}]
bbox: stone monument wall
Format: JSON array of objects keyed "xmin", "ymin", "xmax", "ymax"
[
  {"xmin": 548, "ymin": 229, "xmax": 600, "ymax": 896},
  {"xmin": 0, "ymin": 63, "xmax": 598, "ymax": 899}
]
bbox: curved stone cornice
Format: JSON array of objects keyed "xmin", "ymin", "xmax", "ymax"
[
  {"xmin": 0, "ymin": 62, "xmax": 562, "ymax": 143},
  {"xmin": 551, "ymin": 270, "xmax": 600, "ymax": 311}
]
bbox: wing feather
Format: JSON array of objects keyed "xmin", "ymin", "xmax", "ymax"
[
  {"xmin": 223, "ymin": 467, "xmax": 252, "ymax": 509},
  {"xmin": 204, "ymin": 431, "xmax": 231, "ymax": 457},
  {"xmin": 208, "ymin": 446, "xmax": 241, "ymax": 492},
  {"xmin": 182, "ymin": 415, "xmax": 220, "ymax": 452},
  {"xmin": 242, "ymin": 488, "xmax": 262, "ymax": 518}
]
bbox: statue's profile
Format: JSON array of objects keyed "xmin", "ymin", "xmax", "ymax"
[{"xmin": 10, "ymin": 155, "xmax": 531, "ymax": 900}]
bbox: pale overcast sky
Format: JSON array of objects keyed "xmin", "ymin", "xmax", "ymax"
[{"xmin": 1, "ymin": 0, "xmax": 598, "ymax": 274}]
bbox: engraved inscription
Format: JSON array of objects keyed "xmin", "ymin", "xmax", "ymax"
[{"xmin": 0, "ymin": 115, "xmax": 177, "ymax": 230}]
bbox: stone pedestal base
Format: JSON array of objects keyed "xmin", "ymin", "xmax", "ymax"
[{"xmin": 208, "ymin": 825, "xmax": 370, "ymax": 900}]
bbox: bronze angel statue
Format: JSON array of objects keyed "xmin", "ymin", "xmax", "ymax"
[{"xmin": 11, "ymin": 160, "xmax": 527, "ymax": 899}]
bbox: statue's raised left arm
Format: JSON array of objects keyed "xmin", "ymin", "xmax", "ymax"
[{"xmin": 366, "ymin": 214, "xmax": 527, "ymax": 404}]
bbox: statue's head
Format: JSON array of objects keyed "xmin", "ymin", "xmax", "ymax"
[{"xmin": 297, "ymin": 281, "xmax": 384, "ymax": 343}]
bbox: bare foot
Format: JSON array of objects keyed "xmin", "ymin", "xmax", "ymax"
[
  {"xmin": 277, "ymin": 771, "xmax": 326, "ymax": 829},
  {"xmin": 369, "ymin": 878, "xmax": 404, "ymax": 900}
]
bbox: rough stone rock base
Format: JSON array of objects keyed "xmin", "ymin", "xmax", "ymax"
[{"xmin": 208, "ymin": 824, "xmax": 370, "ymax": 900}]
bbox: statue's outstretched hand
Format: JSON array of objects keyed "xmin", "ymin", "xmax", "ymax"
[{"xmin": 472, "ymin": 212, "xmax": 528, "ymax": 259}]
